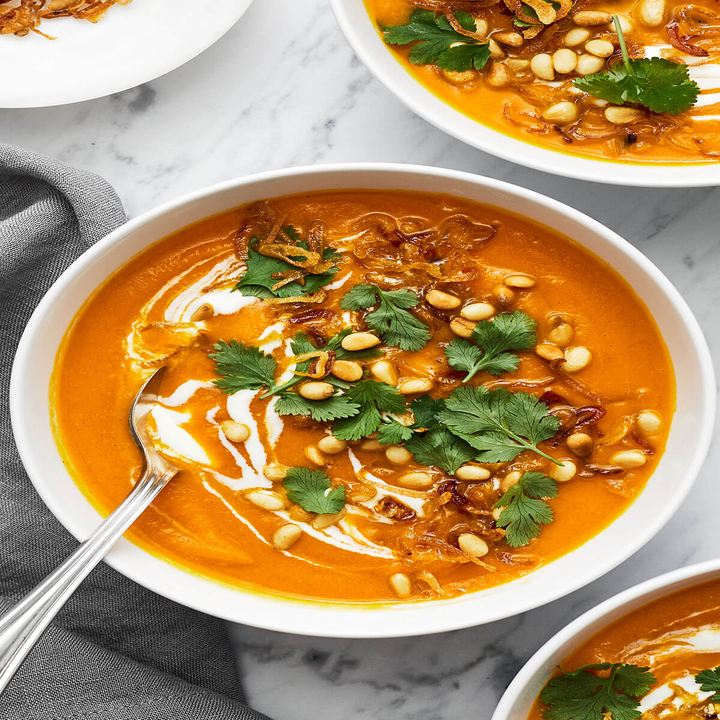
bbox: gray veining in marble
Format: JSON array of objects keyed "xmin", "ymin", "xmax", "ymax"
[{"xmin": 1, "ymin": 0, "xmax": 718, "ymax": 718}]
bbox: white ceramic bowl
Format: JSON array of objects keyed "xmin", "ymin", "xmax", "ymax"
[
  {"xmin": 331, "ymin": 0, "xmax": 720, "ymax": 187},
  {"xmin": 10, "ymin": 164, "xmax": 715, "ymax": 638},
  {"xmin": 492, "ymin": 558, "xmax": 720, "ymax": 719}
]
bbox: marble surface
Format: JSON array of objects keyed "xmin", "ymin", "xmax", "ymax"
[{"xmin": 2, "ymin": 0, "xmax": 719, "ymax": 718}]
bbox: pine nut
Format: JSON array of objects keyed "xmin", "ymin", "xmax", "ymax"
[
  {"xmin": 332, "ymin": 360, "xmax": 363, "ymax": 382},
  {"xmin": 246, "ymin": 491, "xmax": 285, "ymax": 512},
  {"xmin": 371, "ymin": 360, "xmax": 398, "ymax": 386},
  {"xmin": 221, "ymin": 420, "xmax": 250, "ymax": 443},
  {"xmin": 312, "ymin": 507, "xmax": 347, "ymax": 530},
  {"xmin": 565, "ymin": 27, "xmax": 590, "ymax": 45},
  {"xmin": 637, "ymin": 411, "xmax": 662, "ymax": 435},
  {"xmin": 474, "ymin": 17, "xmax": 488, "ymax": 36},
  {"xmin": 398, "ymin": 472, "xmax": 434, "ymax": 489},
  {"xmin": 289, "ymin": 505, "xmax": 315, "ymax": 522},
  {"xmin": 543, "ymin": 101, "xmax": 579, "ymax": 124},
  {"xmin": 299, "ymin": 381, "xmax": 334, "ymax": 401},
  {"xmin": 573, "ymin": 10, "xmax": 611, "ymax": 25},
  {"xmin": 341, "ymin": 332, "xmax": 380, "ymax": 352},
  {"xmin": 611, "ymin": 450, "xmax": 647, "ymax": 469},
  {"xmin": 492, "ymin": 507, "xmax": 503, "ymax": 521},
  {"xmin": 304, "ymin": 445, "xmax": 327, "ymax": 467},
  {"xmin": 616, "ymin": 15, "xmax": 633, "ymax": 33},
  {"xmin": 317, "ymin": 435, "xmax": 347, "ymax": 454},
  {"xmin": 426, "ymin": 289, "xmax": 461, "ymax": 309},
  {"xmin": 451, "ymin": 317, "xmax": 477, "ymax": 337},
  {"xmin": 604, "ymin": 106, "xmax": 645, "ymax": 124},
  {"xmin": 563, "ymin": 346, "xmax": 592, "ymax": 373},
  {"xmin": 398, "ymin": 378, "xmax": 434, "ymax": 395},
  {"xmin": 488, "ymin": 38, "xmax": 505, "ymax": 59},
  {"xmin": 492, "ymin": 285, "xmax": 516, "ymax": 306},
  {"xmin": 552, "ymin": 49, "xmax": 578, "ymax": 74},
  {"xmin": 461, "ymin": 302, "xmax": 495, "ymax": 321},
  {"xmin": 350, "ymin": 489, "xmax": 376, "ymax": 503},
  {"xmin": 500, "ymin": 470, "xmax": 521, "ymax": 493},
  {"xmin": 637, "ymin": 0, "xmax": 667, "ymax": 27},
  {"xmin": 505, "ymin": 274, "xmax": 536, "ymax": 288},
  {"xmin": 493, "ymin": 31, "xmax": 524, "ymax": 47},
  {"xmin": 576, "ymin": 54, "xmax": 605, "ymax": 75},
  {"xmin": 441, "ymin": 68, "xmax": 477, "ymax": 84},
  {"xmin": 548, "ymin": 312, "xmax": 572, "ymax": 328},
  {"xmin": 487, "ymin": 62, "xmax": 512, "ymax": 88},
  {"xmin": 506, "ymin": 58, "xmax": 530, "ymax": 71},
  {"xmin": 456, "ymin": 464, "xmax": 491, "ymax": 481},
  {"xmin": 264, "ymin": 464, "xmax": 288, "ymax": 481},
  {"xmin": 530, "ymin": 53, "xmax": 555, "ymax": 80},
  {"xmin": 190, "ymin": 303, "xmax": 213, "ymax": 322},
  {"xmin": 272, "ymin": 524, "xmax": 303, "ymax": 550},
  {"xmin": 550, "ymin": 459, "xmax": 577, "ymax": 482},
  {"xmin": 567, "ymin": 433, "xmax": 594, "ymax": 458},
  {"xmin": 536, "ymin": 343, "xmax": 564, "ymax": 362},
  {"xmin": 386, "ymin": 445, "xmax": 413, "ymax": 465},
  {"xmin": 458, "ymin": 533, "xmax": 490, "ymax": 558},
  {"xmin": 585, "ymin": 39, "xmax": 614, "ymax": 57},
  {"xmin": 390, "ymin": 573, "xmax": 412, "ymax": 598},
  {"xmin": 547, "ymin": 322, "xmax": 574, "ymax": 346},
  {"xmin": 360, "ymin": 438, "xmax": 384, "ymax": 451}
]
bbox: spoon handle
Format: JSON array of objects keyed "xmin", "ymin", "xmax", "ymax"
[{"xmin": 0, "ymin": 464, "xmax": 176, "ymax": 694}]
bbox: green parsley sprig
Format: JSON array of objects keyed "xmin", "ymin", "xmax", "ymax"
[
  {"xmin": 539, "ymin": 662, "xmax": 656, "ymax": 720},
  {"xmin": 574, "ymin": 15, "xmax": 700, "ymax": 114},
  {"xmin": 332, "ymin": 379, "xmax": 407, "ymax": 441},
  {"xmin": 376, "ymin": 395, "xmax": 444, "ymax": 446},
  {"xmin": 695, "ymin": 666, "xmax": 720, "ymax": 702},
  {"xmin": 283, "ymin": 467, "xmax": 346, "ymax": 515},
  {"xmin": 381, "ymin": 9, "xmax": 491, "ymax": 72},
  {"xmin": 439, "ymin": 386, "xmax": 561, "ymax": 465},
  {"xmin": 340, "ymin": 283, "xmax": 431, "ymax": 352},
  {"xmin": 494, "ymin": 471, "xmax": 557, "ymax": 547},
  {"xmin": 445, "ymin": 310, "xmax": 537, "ymax": 382}
]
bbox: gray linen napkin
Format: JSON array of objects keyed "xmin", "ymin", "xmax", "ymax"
[{"xmin": 0, "ymin": 143, "xmax": 271, "ymax": 720}]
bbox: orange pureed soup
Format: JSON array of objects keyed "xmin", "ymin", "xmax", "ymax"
[
  {"xmin": 52, "ymin": 190, "xmax": 674, "ymax": 603},
  {"xmin": 529, "ymin": 579, "xmax": 720, "ymax": 719},
  {"xmin": 366, "ymin": 0, "xmax": 720, "ymax": 164}
]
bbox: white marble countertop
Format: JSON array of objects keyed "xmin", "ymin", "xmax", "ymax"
[{"xmin": 1, "ymin": 0, "xmax": 719, "ymax": 718}]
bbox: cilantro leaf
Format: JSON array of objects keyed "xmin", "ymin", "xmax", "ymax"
[
  {"xmin": 376, "ymin": 395, "xmax": 445, "ymax": 446},
  {"xmin": 540, "ymin": 663, "xmax": 655, "ymax": 720},
  {"xmin": 445, "ymin": 311, "xmax": 537, "ymax": 381},
  {"xmin": 209, "ymin": 340, "xmax": 277, "ymax": 394},
  {"xmin": 573, "ymin": 15, "xmax": 699, "ymax": 114},
  {"xmin": 381, "ymin": 9, "xmax": 491, "ymax": 72},
  {"xmin": 274, "ymin": 392, "xmax": 360, "ymax": 423},
  {"xmin": 376, "ymin": 420, "xmax": 414, "ymax": 446},
  {"xmin": 494, "ymin": 471, "xmax": 557, "ymax": 546},
  {"xmin": 283, "ymin": 467, "xmax": 346, "ymax": 515},
  {"xmin": 695, "ymin": 667, "xmax": 720, "ymax": 702},
  {"xmin": 333, "ymin": 379, "xmax": 406, "ymax": 441},
  {"xmin": 340, "ymin": 283, "xmax": 431, "ymax": 351},
  {"xmin": 405, "ymin": 426, "xmax": 476, "ymax": 475},
  {"xmin": 439, "ymin": 386, "xmax": 561, "ymax": 464},
  {"xmin": 236, "ymin": 238, "xmax": 339, "ymax": 299}
]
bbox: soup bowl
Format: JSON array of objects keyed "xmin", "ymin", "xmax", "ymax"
[
  {"xmin": 331, "ymin": 0, "xmax": 720, "ymax": 188},
  {"xmin": 10, "ymin": 164, "xmax": 715, "ymax": 638},
  {"xmin": 492, "ymin": 558, "xmax": 720, "ymax": 720}
]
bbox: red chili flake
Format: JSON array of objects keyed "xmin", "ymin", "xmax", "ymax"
[{"xmin": 289, "ymin": 308, "xmax": 335, "ymax": 324}]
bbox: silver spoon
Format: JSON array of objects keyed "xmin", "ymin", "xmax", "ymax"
[{"xmin": 0, "ymin": 367, "xmax": 178, "ymax": 693}]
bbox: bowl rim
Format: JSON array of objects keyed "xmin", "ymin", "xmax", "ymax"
[
  {"xmin": 9, "ymin": 162, "xmax": 716, "ymax": 637},
  {"xmin": 491, "ymin": 557, "xmax": 720, "ymax": 720},
  {"xmin": 330, "ymin": 0, "xmax": 720, "ymax": 188}
]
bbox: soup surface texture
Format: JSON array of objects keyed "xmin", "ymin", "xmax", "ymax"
[
  {"xmin": 366, "ymin": 0, "xmax": 720, "ymax": 164},
  {"xmin": 530, "ymin": 579, "xmax": 720, "ymax": 719},
  {"xmin": 53, "ymin": 190, "xmax": 674, "ymax": 604}
]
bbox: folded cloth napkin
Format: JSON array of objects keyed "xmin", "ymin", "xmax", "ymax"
[{"xmin": 0, "ymin": 143, "xmax": 271, "ymax": 720}]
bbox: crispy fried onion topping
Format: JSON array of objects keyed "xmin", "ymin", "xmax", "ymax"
[{"xmin": 0, "ymin": 0, "xmax": 129, "ymax": 36}]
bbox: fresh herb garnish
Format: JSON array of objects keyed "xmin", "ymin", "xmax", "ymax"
[
  {"xmin": 405, "ymin": 426, "xmax": 476, "ymax": 475},
  {"xmin": 210, "ymin": 340, "xmax": 277, "ymax": 394},
  {"xmin": 283, "ymin": 467, "xmax": 346, "ymax": 515},
  {"xmin": 539, "ymin": 663, "xmax": 656, "ymax": 720},
  {"xmin": 381, "ymin": 9, "xmax": 491, "ymax": 72},
  {"xmin": 695, "ymin": 666, "xmax": 720, "ymax": 702},
  {"xmin": 439, "ymin": 386, "xmax": 561, "ymax": 464},
  {"xmin": 574, "ymin": 15, "xmax": 700, "ymax": 114},
  {"xmin": 445, "ymin": 310, "xmax": 537, "ymax": 382},
  {"xmin": 340, "ymin": 283, "xmax": 431, "ymax": 352},
  {"xmin": 332, "ymin": 379, "xmax": 407, "ymax": 441},
  {"xmin": 376, "ymin": 395, "xmax": 445, "ymax": 445},
  {"xmin": 274, "ymin": 392, "xmax": 360, "ymax": 423},
  {"xmin": 494, "ymin": 471, "xmax": 557, "ymax": 546}
]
